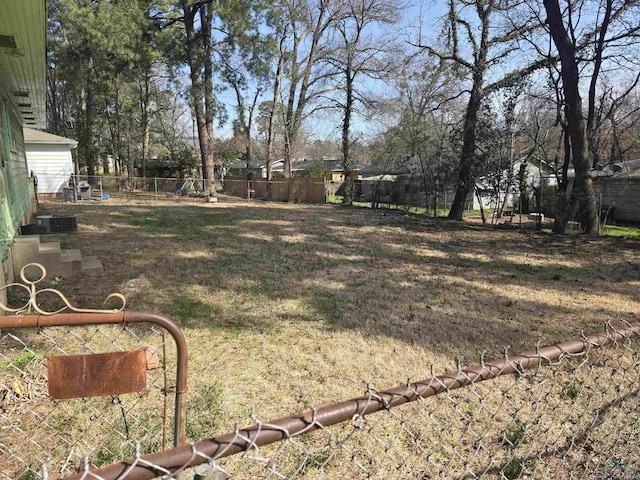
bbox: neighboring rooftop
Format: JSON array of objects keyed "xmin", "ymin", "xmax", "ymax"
[
  {"xmin": 228, "ymin": 159, "xmax": 268, "ymax": 170},
  {"xmin": 286, "ymin": 159, "xmax": 366, "ymax": 172},
  {"xmin": 23, "ymin": 128, "xmax": 78, "ymax": 146},
  {"xmin": 611, "ymin": 158, "xmax": 640, "ymax": 174}
]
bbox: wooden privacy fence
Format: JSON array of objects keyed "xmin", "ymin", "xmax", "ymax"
[{"xmin": 223, "ymin": 177, "xmax": 327, "ymax": 203}]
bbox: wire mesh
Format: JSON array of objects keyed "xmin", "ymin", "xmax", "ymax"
[
  {"xmin": 0, "ymin": 321, "xmax": 179, "ymax": 479},
  {"xmin": 50, "ymin": 323, "xmax": 640, "ymax": 480},
  {"xmin": 32, "ymin": 174, "xmax": 207, "ymax": 203}
]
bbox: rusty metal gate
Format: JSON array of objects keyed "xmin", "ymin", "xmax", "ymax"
[{"xmin": 0, "ymin": 264, "xmax": 187, "ymax": 479}]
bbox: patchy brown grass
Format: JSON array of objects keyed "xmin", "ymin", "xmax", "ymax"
[{"xmin": 35, "ymin": 196, "xmax": 640, "ymax": 432}]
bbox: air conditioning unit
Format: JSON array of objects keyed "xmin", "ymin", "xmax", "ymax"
[
  {"xmin": 37, "ymin": 215, "xmax": 77, "ymax": 234},
  {"xmin": 20, "ymin": 224, "xmax": 47, "ymax": 235}
]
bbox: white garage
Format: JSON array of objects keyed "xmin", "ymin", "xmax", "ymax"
[{"xmin": 23, "ymin": 128, "xmax": 77, "ymax": 197}]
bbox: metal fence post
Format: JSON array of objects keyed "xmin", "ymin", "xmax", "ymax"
[
  {"xmin": 155, "ymin": 177, "xmax": 158, "ymax": 201},
  {"xmin": 598, "ymin": 193, "xmax": 602, "ymax": 234},
  {"xmin": 519, "ymin": 195, "xmax": 522, "ymax": 229}
]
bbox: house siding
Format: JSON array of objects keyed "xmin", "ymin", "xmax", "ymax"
[
  {"xmin": 0, "ymin": 82, "xmax": 37, "ymax": 308},
  {"xmin": 0, "ymin": 84, "xmax": 34, "ymax": 253},
  {"xmin": 0, "ymin": 0, "xmax": 46, "ymax": 307},
  {"xmin": 357, "ymin": 177, "xmax": 473, "ymax": 211},
  {"xmin": 594, "ymin": 177, "xmax": 640, "ymax": 223},
  {"xmin": 26, "ymin": 143, "xmax": 74, "ymax": 194}
]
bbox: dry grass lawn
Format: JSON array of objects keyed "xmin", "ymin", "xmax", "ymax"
[
  {"xmin": 34, "ymin": 196, "xmax": 640, "ymax": 426},
  {"xmin": 5, "ymin": 195, "xmax": 633, "ymax": 479}
]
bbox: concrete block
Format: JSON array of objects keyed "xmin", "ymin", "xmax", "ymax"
[
  {"xmin": 10, "ymin": 236, "xmax": 103, "ymax": 280},
  {"xmin": 59, "ymin": 249, "xmax": 84, "ymax": 277},
  {"xmin": 82, "ymin": 256, "xmax": 103, "ymax": 273},
  {"xmin": 11, "ymin": 236, "xmax": 42, "ymax": 277}
]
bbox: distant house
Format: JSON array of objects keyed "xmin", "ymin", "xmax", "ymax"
[
  {"xmin": 357, "ymin": 174, "xmax": 398, "ymax": 203},
  {"xmin": 355, "ymin": 155, "xmax": 558, "ymax": 211},
  {"xmin": 593, "ymin": 159, "xmax": 640, "ymax": 223},
  {"xmin": 226, "ymin": 159, "xmax": 285, "ymax": 178},
  {"xmin": 355, "ymin": 156, "xmax": 463, "ymax": 208},
  {"xmin": 599, "ymin": 158, "xmax": 640, "ymax": 175},
  {"xmin": 272, "ymin": 159, "xmax": 362, "ymax": 180},
  {"xmin": 24, "ymin": 128, "xmax": 77, "ymax": 198},
  {"xmin": 473, "ymin": 156, "xmax": 557, "ymax": 210},
  {"xmin": 358, "ymin": 164, "xmax": 385, "ymax": 177}
]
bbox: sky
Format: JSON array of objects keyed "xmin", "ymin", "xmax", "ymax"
[
  {"xmin": 212, "ymin": 1, "xmax": 632, "ymax": 149},
  {"xmin": 213, "ymin": 2, "xmax": 449, "ymax": 144}
]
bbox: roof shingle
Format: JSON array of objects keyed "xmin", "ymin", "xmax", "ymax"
[{"xmin": 23, "ymin": 128, "xmax": 78, "ymax": 146}]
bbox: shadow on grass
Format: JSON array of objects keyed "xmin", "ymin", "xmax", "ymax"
[{"xmin": 39, "ymin": 200, "xmax": 640, "ymax": 359}]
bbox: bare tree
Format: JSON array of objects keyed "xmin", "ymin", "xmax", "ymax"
[
  {"xmin": 180, "ymin": 0, "xmax": 215, "ymax": 198},
  {"xmin": 585, "ymin": 0, "xmax": 640, "ymax": 169},
  {"xmin": 326, "ymin": 0, "xmax": 399, "ymax": 204},
  {"xmin": 367, "ymin": 55, "xmax": 463, "ymax": 214},
  {"xmin": 543, "ymin": 0, "xmax": 597, "ymax": 232},
  {"xmin": 419, "ymin": 0, "xmax": 552, "ymax": 221},
  {"xmin": 218, "ymin": 26, "xmax": 271, "ymax": 184},
  {"xmin": 541, "ymin": 0, "xmax": 640, "ymax": 233},
  {"xmin": 265, "ymin": 23, "xmax": 288, "ymax": 185},
  {"xmin": 278, "ymin": 0, "xmax": 341, "ymax": 180},
  {"xmin": 589, "ymin": 80, "xmax": 640, "ymax": 167}
]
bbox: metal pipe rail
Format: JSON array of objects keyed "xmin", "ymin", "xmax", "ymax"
[
  {"xmin": 60, "ymin": 323, "xmax": 640, "ymax": 480},
  {"xmin": 0, "ymin": 310, "xmax": 188, "ymax": 447}
]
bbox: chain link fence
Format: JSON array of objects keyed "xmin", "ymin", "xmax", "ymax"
[
  {"xmin": 0, "ymin": 311, "xmax": 185, "ymax": 480},
  {"xmin": 19, "ymin": 322, "xmax": 635, "ymax": 480},
  {"xmin": 32, "ymin": 174, "xmax": 207, "ymax": 203}
]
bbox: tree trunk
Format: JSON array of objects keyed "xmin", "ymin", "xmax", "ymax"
[
  {"xmin": 105, "ymin": 95, "xmax": 118, "ymax": 177},
  {"xmin": 283, "ymin": 36, "xmax": 298, "ymax": 182},
  {"xmin": 181, "ymin": 0, "xmax": 214, "ymax": 198},
  {"xmin": 419, "ymin": 156, "xmax": 430, "ymax": 214},
  {"xmin": 141, "ymin": 72, "xmax": 151, "ymax": 179},
  {"xmin": 202, "ymin": 3, "xmax": 216, "ymax": 197},
  {"xmin": 544, "ymin": 0, "xmax": 598, "ymax": 234},
  {"xmin": 475, "ymin": 186, "xmax": 486, "ymax": 224},
  {"xmin": 610, "ymin": 117, "xmax": 623, "ymax": 163},
  {"xmin": 498, "ymin": 114, "xmax": 516, "ymax": 218},
  {"xmin": 447, "ymin": 2, "xmax": 491, "ymax": 220},
  {"xmin": 246, "ymin": 90, "xmax": 260, "ymax": 169},
  {"xmin": 284, "ymin": 135, "xmax": 295, "ymax": 178},
  {"xmin": 47, "ymin": 66, "xmax": 62, "ymax": 136},
  {"xmin": 282, "ymin": 2, "xmax": 330, "ymax": 184},
  {"xmin": 126, "ymin": 114, "xmax": 133, "ymax": 178},
  {"xmin": 342, "ymin": 68, "xmax": 354, "ymax": 204},
  {"xmin": 586, "ymin": 0, "xmax": 612, "ymax": 169},
  {"xmin": 266, "ymin": 34, "xmax": 286, "ymax": 187},
  {"xmin": 552, "ymin": 123, "xmax": 572, "ymax": 233},
  {"xmin": 114, "ymin": 87, "xmax": 123, "ymax": 176},
  {"xmin": 448, "ymin": 80, "xmax": 483, "ymax": 220}
]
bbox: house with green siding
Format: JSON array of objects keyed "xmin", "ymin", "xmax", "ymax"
[{"xmin": 0, "ymin": 1, "xmax": 46, "ymax": 293}]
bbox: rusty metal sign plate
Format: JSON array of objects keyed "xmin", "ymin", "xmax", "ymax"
[{"xmin": 48, "ymin": 350, "xmax": 147, "ymax": 399}]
